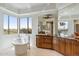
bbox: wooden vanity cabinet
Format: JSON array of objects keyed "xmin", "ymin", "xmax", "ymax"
[
  {"xmin": 36, "ymin": 36, "xmax": 79, "ymax": 56},
  {"xmin": 53, "ymin": 37, "xmax": 79, "ymax": 56},
  {"xmin": 36, "ymin": 35, "xmax": 53, "ymax": 49}
]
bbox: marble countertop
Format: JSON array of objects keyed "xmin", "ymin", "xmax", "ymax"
[
  {"xmin": 55, "ymin": 36, "xmax": 79, "ymax": 41},
  {"xmin": 56, "ymin": 36, "xmax": 75, "ymax": 39},
  {"xmin": 36, "ymin": 34, "xmax": 53, "ymax": 36}
]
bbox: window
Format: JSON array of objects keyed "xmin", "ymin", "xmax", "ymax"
[
  {"xmin": 4, "ymin": 14, "xmax": 17, "ymax": 34},
  {"xmin": 4, "ymin": 14, "xmax": 32, "ymax": 34},
  {"xmin": 9, "ymin": 16, "xmax": 17, "ymax": 34},
  {"xmin": 20, "ymin": 17, "xmax": 32, "ymax": 34},
  {"xmin": 28, "ymin": 17, "xmax": 32, "ymax": 33},
  {"xmin": 4, "ymin": 15, "xmax": 8, "ymax": 34},
  {"xmin": 20, "ymin": 18, "xmax": 27, "ymax": 33}
]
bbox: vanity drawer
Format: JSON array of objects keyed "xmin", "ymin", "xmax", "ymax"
[{"xmin": 44, "ymin": 39, "xmax": 52, "ymax": 43}]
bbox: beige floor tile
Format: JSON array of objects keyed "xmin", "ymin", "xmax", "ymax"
[{"xmin": 0, "ymin": 47, "xmax": 63, "ymax": 56}]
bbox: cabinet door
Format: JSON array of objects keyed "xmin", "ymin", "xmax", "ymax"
[
  {"xmin": 59, "ymin": 38, "xmax": 66, "ymax": 55},
  {"xmin": 44, "ymin": 37, "xmax": 52, "ymax": 44},
  {"xmin": 36, "ymin": 36, "xmax": 39, "ymax": 47},
  {"xmin": 72, "ymin": 40, "xmax": 77, "ymax": 56},
  {"xmin": 65, "ymin": 39, "xmax": 73, "ymax": 56},
  {"xmin": 36, "ymin": 36, "xmax": 43, "ymax": 48},
  {"xmin": 58, "ymin": 38, "xmax": 62, "ymax": 53},
  {"xmin": 53, "ymin": 37, "xmax": 57, "ymax": 50},
  {"xmin": 42, "ymin": 36, "xmax": 52, "ymax": 49},
  {"xmin": 76, "ymin": 41, "xmax": 79, "ymax": 56},
  {"xmin": 42, "ymin": 43, "xmax": 51, "ymax": 49},
  {"xmin": 36, "ymin": 35, "xmax": 52, "ymax": 49}
]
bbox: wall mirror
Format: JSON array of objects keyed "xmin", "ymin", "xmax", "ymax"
[{"xmin": 58, "ymin": 21, "xmax": 68, "ymax": 36}]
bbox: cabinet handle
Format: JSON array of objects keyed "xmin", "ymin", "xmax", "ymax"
[{"xmin": 46, "ymin": 39, "xmax": 47, "ymax": 40}]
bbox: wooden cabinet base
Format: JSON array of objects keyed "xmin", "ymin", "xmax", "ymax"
[
  {"xmin": 36, "ymin": 35, "xmax": 53, "ymax": 49},
  {"xmin": 53, "ymin": 37, "xmax": 79, "ymax": 56},
  {"xmin": 36, "ymin": 35, "xmax": 79, "ymax": 56}
]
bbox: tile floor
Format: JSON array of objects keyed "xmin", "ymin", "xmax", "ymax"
[{"xmin": 0, "ymin": 46, "xmax": 63, "ymax": 56}]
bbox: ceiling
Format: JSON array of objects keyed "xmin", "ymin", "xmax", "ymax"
[
  {"xmin": 1, "ymin": 3, "xmax": 79, "ymax": 18},
  {"xmin": 58, "ymin": 3, "xmax": 79, "ymax": 19},
  {"xmin": 0, "ymin": 3, "xmax": 72, "ymax": 14},
  {"xmin": 0, "ymin": 3, "xmax": 56, "ymax": 14}
]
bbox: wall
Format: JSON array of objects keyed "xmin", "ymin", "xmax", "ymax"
[
  {"xmin": 58, "ymin": 4, "xmax": 79, "ymax": 36},
  {"xmin": 0, "ymin": 12, "xmax": 4, "ymax": 49},
  {"xmin": 0, "ymin": 13, "xmax": 3, "ymax": 35},
  {"xmin": 31, "ymin": 15, "xmax": 38, "ymax": 47}
]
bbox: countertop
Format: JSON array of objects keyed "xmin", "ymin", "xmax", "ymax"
[
  {"xmin": 36, "ymin": 34, "xmax": 53, "ymax": 37},
  {"xmin": 55, "ymin": 36, "xmax": 79, "ymax": 41}
]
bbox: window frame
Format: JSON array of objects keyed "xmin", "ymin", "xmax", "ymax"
[
  {"xmin": 3, "ymin": 15, "xmax": 32, "ymax": 34},
  {"xmin": 19, "ymin": 17, "xmax": 32, "ymax": 34},
  {"xmin": 4, "ymin": 14, "xmax": 18, "ymax": 34}
]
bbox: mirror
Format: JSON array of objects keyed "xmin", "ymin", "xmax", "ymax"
[
  {"xmin": 38, "ymin": 14, "xmax": 53, "ymax": 35},
  {"xmin": 58, "ymin": 21, "xmax": 68, "ymax": 37},
  {"xmin": 57, "ymin": 19, "xmax": 78, "ymax": 37}
]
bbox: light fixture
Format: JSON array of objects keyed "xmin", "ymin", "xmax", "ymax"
[{"xmin": 43, "ymin": 14, "xmax": 53, "ymax": 19}]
